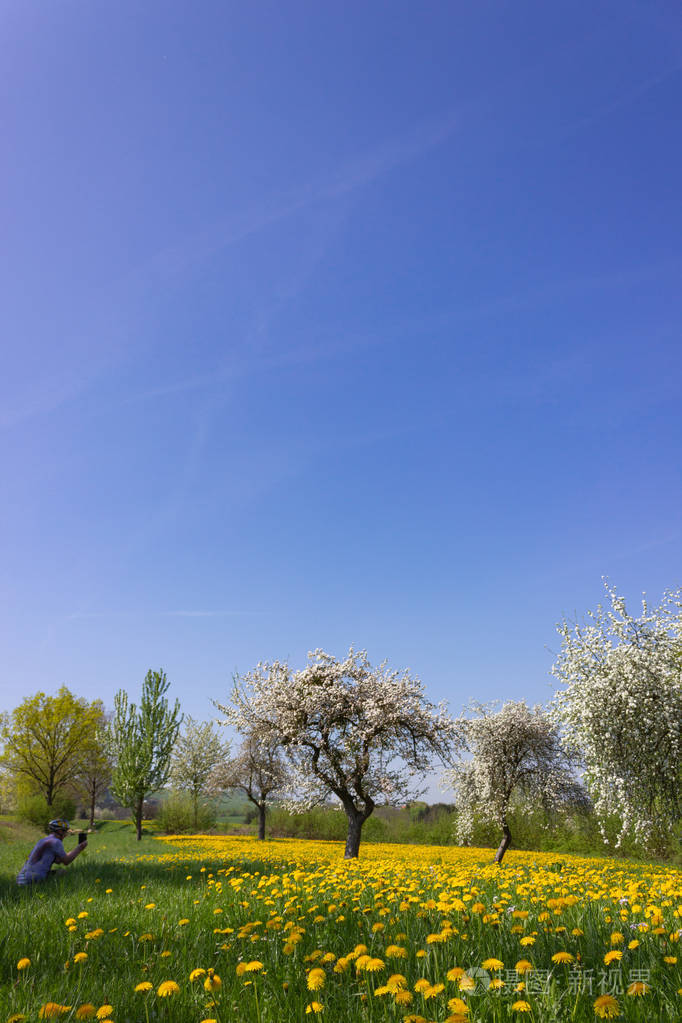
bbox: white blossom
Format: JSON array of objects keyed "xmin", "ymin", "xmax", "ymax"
[
  {"xmin": 215, "ymin": 647, "xmax": 457, "ymax": 857},
  {"xmin": 446, "ymin": 700, "xmax": 582, "ymax": 862},
  {"xmin": 550, "ymin": 582, "xmax": 682, "ymax": 852}
]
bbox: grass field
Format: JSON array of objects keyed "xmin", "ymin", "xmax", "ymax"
[{"xmin": 1, "ymin": 822, "xmax": 681, "ymax": 1022}]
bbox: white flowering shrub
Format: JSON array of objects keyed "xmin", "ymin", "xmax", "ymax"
[
  {"xmin": 215, "ymin": 647, "xmax": 457, "ymax": 857},
  {"xmin": 551, "ymin": 583, "xmax": 682, "ymax": 852},
  {"xmin": 446, "ymin": 700, "xmax": 582, "ymax": 863}
]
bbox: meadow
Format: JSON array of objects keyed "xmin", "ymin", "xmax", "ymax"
[{"xmin": 1, "ymin": 823, "xmax": 681, "ymax": 1022}]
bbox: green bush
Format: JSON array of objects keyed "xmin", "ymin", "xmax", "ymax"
[
  {"xmin": 17, "ymin": 793, "xmax": 76, "ymax": 830},
  {"xmin": 158, "ymin": 792, "xmax": 217, "ymax": 834}
]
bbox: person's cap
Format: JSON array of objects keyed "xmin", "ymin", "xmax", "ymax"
[{"xmin": 48, "ymin": 818, "xmax": 70, "ymax": 833}]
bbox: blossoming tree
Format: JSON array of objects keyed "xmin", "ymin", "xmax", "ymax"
[
  {"xmin": 215, "ymin": 647, "xmax": 457, "ymax": 858},
  {"xmin": 212, "ymin": 733, "xmax": 289, "ymax": 840},
  {"xmin": 551, "ymin": 583, "xmax": 682, "ymax": 852},
  {"xmin": 447, "ymin": 700, "xmax": 583, "ymax": 863}
]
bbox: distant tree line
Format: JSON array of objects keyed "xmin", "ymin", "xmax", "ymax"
[{"xmin": 1, "ymin": 583, "xmax": 680, "ymax": 860}]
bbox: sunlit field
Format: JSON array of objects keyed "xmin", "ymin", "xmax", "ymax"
[{"xmin": 2, "ymin": 830, "xmax": 681, "ymax": 1022}]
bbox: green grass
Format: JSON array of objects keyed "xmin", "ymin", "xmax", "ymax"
[{"xmin": 0, "ymin": 824, "xmax": 680, "ymax": 1023}]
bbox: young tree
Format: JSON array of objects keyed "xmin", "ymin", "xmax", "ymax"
[
  {"xmin": 216, "ymin": 648, "xmax": 456, "ymax": 858},
  {"xmin": 447, "ymin": 701, "xmax": 583, "ymax": 864},
  {"xmin": 0, "ymin": 688, "xmax": 105, "ymax": 810},
  {"xmin": 110, "ymin": 670, "xmax": 182, "ymax": 841},
  {"xmin": 71, "ymin": 722, "xmax": 113, "ymax": 827},
  {"xmin": 170, "ymin": 717, "xmax": 229, "ymax": 830},
  {"xmin": 551, "ymin": 583, "xmax": 682, "ymax": 853},
  {"xmin": 213, "ymin": 734, "xmax": 289, "ymax": 840}
]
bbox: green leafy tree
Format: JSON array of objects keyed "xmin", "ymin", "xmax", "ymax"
[
  {"xmin": 0, "ymin": 687, "xmax": 104, "ymax": 810},
  {"xmin": 170, "ymin": 717, "xmax": 229, "ymax": 829},
  {"xmin": 72, "ymin": 720, "xmax": 113, "ymax": 826},
  {"xmin": 110, "ymin": 670, "xmax": 182, "ymax": 840}
]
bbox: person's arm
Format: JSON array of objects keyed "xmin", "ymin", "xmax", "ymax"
[{"xmin": 60, "ymin": 841, "xmax": 87, "ymax": 865}]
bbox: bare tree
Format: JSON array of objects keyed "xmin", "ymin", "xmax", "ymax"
[{"xmin": 213, "ymin": 734, "xmax": 288, "ymax": 840}]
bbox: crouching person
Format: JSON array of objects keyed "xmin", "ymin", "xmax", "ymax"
[{"xmin": 17, "ymin": 819, "xmax": 87, "ymax": 885}]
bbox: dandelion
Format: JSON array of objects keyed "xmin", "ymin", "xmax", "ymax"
[
  {"xmin": 365, "ymin": 957, "xmax": 385, "ymax": 973},
  {"xmin": 447, "ymin": 967, "xmax": 465, "ymax": 982},
  {"xmin": 190, "ymin": 969, "xmax": 207, "ymax": 981},
  {"xmin": 204, "ymin": 969, "xmax": 222, "ymax": 991},
  {"xmin": 8, "ymin": 1015, "xmax": 28, "ymax": 1022},
  {"xmin": 305, "ymin": 1003, "xmax": 324, "ymax": 1014},
  {"xmin": 95, "ymin": 1007, "xmax": 113, "ymax": 1020},
  {"xmin": 40, "ymin": 1007, "xmax": 72, "ymax": 1019},
  {"xmin": 74, "ymin": 953, "xmax": 88, "ymax": 964},
  {"xmin": 593, "ymin": 994, "xmax": 620, "ymax": 1019},
  {"xmin": 244, "ymin": 961, "xmax": 263, "ymax": 972},
  {"xmin": 515, "ymin": 960, "xmax": 533, "ymax": 974},
  {"xmin": 135, "ymin": 982, "xmax": 153, "ymax": 992},
  {"xmin": 178, "ymin": 919, "xmax": 189, "ymax": 926},
  {"xmin": 626, "ymin": 982, "xmax": 650, "ymax": 996},
  {"xmin": 17, "ymin": 958, "xmax": 31, "ymax": 970},
  {"xmin": 511, "ymin": 1002, "xmax": 532, "ymax": 1014},
  {"xmin": 144, "ymin": 903, "xmax": 156, "ymax": 909},
  {"xmin": 75, "ymin": 1007, "xmax": 96, "ymax": 1020},
  {"xmin": 157, "ymin": 981, "xmax": 180, "ymax": 997},
  {"xmin": 447, "ymin": 997, "xmax": 469, "ymax": 1015},
  {"xmin": 307, "ymin": 968, "xmax": 325, "ymax": 991},
  {"xmin": 482, "ymin": 958, "xmax": 504, "ymax": 971},
  {"xmin": 394, "ymin": 990, "xmax": 413, "ymax": 1005},
  {"xmin": 551, "ymin": 951, "xmax": 575, "ymax": 964},
  {"xmin": 603, "ymin": 950, "xmax": 622, "ymax": 965}
]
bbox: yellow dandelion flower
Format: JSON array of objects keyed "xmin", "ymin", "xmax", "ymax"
[
  {"xmin": 424, "ymin": 983, "xmax": 445, "ymax": 999},
  {"xmin": 603, "ymin": 950, "xmax": 622, "ymax": 965},
  {"xmin": 447, "ymin": 997, "xmax": 469, "ymax": 1015},
  {"xmin": 515, "ymin": 959, "xmax": 533, "ymax": 974},
  {"xmin": 458, "ymin": 975, "xmax": 476, "ymax": 993},
  {"xmin": 387, "ymin": 974, "xmax": 408, "ymax": 992},
  {"xmin": 305, "ymin": 1002, "xmax": 324, "ymax": 1014},
  {"xmin": 482, "ymin": 958, "xmax": 504, "ymax": 971},
  {"xmin": 385, "ymin": 945, "xmax": 408, "ymax": 959},
  {"xmin": 75, "ymin": 1008, "xmax": 96, "ymax": 1021},
  {"xmin": 135, "ymin": 982, "xmax": 153, "ymax": 992},
  {"xmin": 394, "ymin": 990, "xmax": 413, "ymax": 1005},
  {"xmin": 204, "ymin": 970, "xmax": 223, "ymax": 991},
  {"xmin": 664, "ymin": 956, "xmax": 677, "ymax": 964},
  {"xmin": 244, "ymin": 961, "xmax": 263, "ymax": 973},
  {"xmin": 74, "ymin": 953, "xmax": 88, "ymax": 964},
  {"xmin": 157, "ymin": 981, "xmax": 179, "ymax": 997},
  {"xmin": 610, "ymin": 932, "xmax": 624, "ymax": 945},
  {"xmin": 414, "ymin": 978, "xmax": 431, "ymax": 993},
  {"xmin": 489, "ymin": 977, "xmax": 504, "ymax": 990},
  {"xmin": 593, "ymin": 994, "xmax": 620, "ymax": 1018},
  {"xmin": 95, "ymin": 1007, "xmax": 113, "ymax": 1020},
  {"xmin": 447, "ymin": 967, "xmax": 465, "ymax": 982},
  {"xmin": 365, "ymin": 957, "xmax": 385, "ymax": 973},
  {"xmin": 552, "ymin": 952, "xmax": 575, "ymax": 964},
  {"xmin": 178, "ymin": 919, "xmax": 189, "ymax": 926},
  {"xmin": 626, "ymin": 982, "xmax": 650, "ymax": 997},
  {"xmin": 520, "ymin": 936, "xmax": 536, "ymax": 946},
  {"xmin": 17, "ymin": 958, "xmax": 31, "ymax": 970},
  {"xmin": 144, "ymin": 903, "xmax": 156, "ymax": 910},
  {"xmin": 190, "ymin": 969, "xmax": 207, "ymax": 981},
  {"xmin": 77, "ymin": 912, "xmax": 88, "ymax": 919},
  {"xmin": 8, "ymin": 1015, "xmax": 28, "ymax": 1022},
  {"xmin": 628, "ymin": 940, "xmax": 640, "ymax": 950},
  {"xmin": 39, "ymin": 1007, "xmax": 72, "ymax": 1019},
  {"xmin": 307, "ymin": 968, "xmax": 325, "ymax": 991},
  {"xmin": 511, "ymin": 1001, "xmax": 532, "ymax": 1013}
]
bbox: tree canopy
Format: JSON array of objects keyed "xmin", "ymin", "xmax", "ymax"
[
  {"xmin": 110, "ymin": 670, "xmax": 182, "ymax": 840},
  {"xmin": 216, "ymin": 647, "xmax": 456, "ymax": 857},
  {"xmin": 0, "ymin": 687, "xmax": 105, "ymax": 810},
  {"xmin": 551, "ymin": 583, "xmax": 682, "ymax": 852}
]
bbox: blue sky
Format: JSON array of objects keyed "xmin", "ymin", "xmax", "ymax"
[{"xmin": 2, "ymin": 2, "xmax": 681, "ymax": 779}]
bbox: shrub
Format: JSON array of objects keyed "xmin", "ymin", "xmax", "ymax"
[
  {"xmin": 158, "ymin": 792, "xmax": 217, "ymax": 834},
  {"xmin": 17, "ymin": 793, "xmax": 76, "ymax": 830}
]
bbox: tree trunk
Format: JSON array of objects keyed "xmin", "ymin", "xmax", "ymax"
[
  {"xmin": 494, "ymin": 821, "xmax": 512, "ymax": 864},
  {"xmin": 193, "ymin": 792, "xmax": 198, "ymax": 831},
  {"xmin": 344, "ymin": 811, "xmax": 364, "ymax": 859},
  {"xmin": 135, "ymin": 796, "xmax": 144, "ymax": 841},
  {"xmin": 258, "ymin": 802, "xmax": 266, "ymax": 841},
  {"xmin": 89, "ymin": 785, "xmax": 96, "ymax": 828}
]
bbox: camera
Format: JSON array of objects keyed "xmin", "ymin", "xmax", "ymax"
[{"xmin": 78, "ymin": 832, "xmax": 87, "ymax": 844}]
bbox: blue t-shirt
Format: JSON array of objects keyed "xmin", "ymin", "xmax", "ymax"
[{"xmin": 17, "ymin": 834, "xmax": 66, "ymax": 885}]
